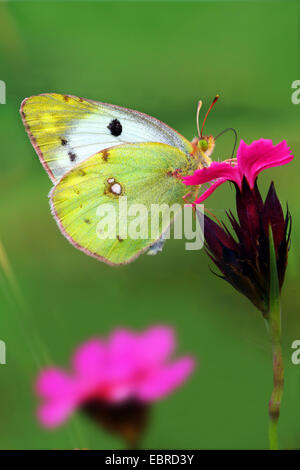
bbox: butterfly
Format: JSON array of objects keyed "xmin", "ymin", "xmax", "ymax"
[{"xmin": 20, "ymin": 93, "xmax": 219, "ymax": 265}]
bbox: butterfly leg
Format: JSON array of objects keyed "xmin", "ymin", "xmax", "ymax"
[
  {"xmin": 182, "ymin": 191, "xmax": 193, "ymax": 206},
  {"xmin": 223, "ymin": 157, "xmax": 237, "ymax": 165},
  {"xmin": 182, "ymin": 185, "xmax": 201, "ymax": 205},
  {"xmin": 182, "ymin": 191, "xmax": 192, "ymax": 203},
  {"xmin": 203, "ymin": 207, "xmax": 222, "ymax": 225},
  {"xmin": 193, "ymin": 186, "xmax": 200, "ymax": 201}
]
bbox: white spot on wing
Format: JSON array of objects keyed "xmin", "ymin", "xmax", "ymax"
[{"xmin": 111, "ymin": 183, "xmax": 122, "ymax": 195}]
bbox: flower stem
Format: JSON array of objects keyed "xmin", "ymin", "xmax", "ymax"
[
  {"xmin": 268, "ymin": 337, "xmax": 283, "ymax": 450},
  {"xmin": 267, "ymin": 227, "xmax": 284, "ymax": 450}
]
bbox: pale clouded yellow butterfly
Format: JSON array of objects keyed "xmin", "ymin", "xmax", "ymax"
[{"xmin": 20, "ymin": 94, "xmax": 218, "ymax": 265}]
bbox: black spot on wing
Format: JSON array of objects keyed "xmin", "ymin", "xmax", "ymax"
[
  {"xmin": 68, "ymin": 151, "xmax": 76, "ymax": 162},
  {"xmin": 107, "ymin": 119, "xmax": 122, "ymax": 137},
  {"xmin": 61, "ymin": 137, "xmax": 68, "ymax": 146}
]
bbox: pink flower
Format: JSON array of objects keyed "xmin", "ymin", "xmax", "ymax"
[
  {"xmin": 183, "ymin": 139, "xmax": 294, "ymax": 203},
  {"xmin": 36, "ymin": 326, "xmax": 195, "ymax": 428}
]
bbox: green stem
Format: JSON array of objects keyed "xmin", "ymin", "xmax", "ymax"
[
  {"xmin": 267, "ymin": 226, "xmax": 284, "ymax": 450},
  {"xmin": 268, "ymin": 335, "xmax": 283, "ymax": 450}
]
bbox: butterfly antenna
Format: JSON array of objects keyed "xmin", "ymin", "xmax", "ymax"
[
  {"xmin": 196, "ymin": 100, "xmax": 203, "ymax": 139},
  {"xmin": 200, "ymin": 94, "xmax": 220, "ymax": 138},
  {"xmin": 215, "ymin": 127, "xmax": 238, "ymax": 158}
]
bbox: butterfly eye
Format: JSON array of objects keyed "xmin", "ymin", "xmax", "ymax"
[{"xmin": 198, "ymin": 139, "xmax": 208, "ymax": 152}]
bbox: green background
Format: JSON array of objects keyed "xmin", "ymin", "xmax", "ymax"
[{"xmin": 0, "ymin": 0, "xmax": 299, "ymax": 450}]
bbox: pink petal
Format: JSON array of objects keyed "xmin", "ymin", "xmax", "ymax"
[
  {"xmin": 107, "ymin": 384, "xmax": 135, "ymax": 403},
  {"xmin": 106, "ymin": 329, "xmax": 138, "ymax": 381},
  {"xmin": 108, "ymin": 329, "xmax": 137, "ymax": 354},
  {"xmin": 237, "ymin": 139, "xmax": 294, "ymax": 188},
  {"xmin": 37, "ymin": 400, "xmax": 76, "ymax": 428},
  {"xmin": 194, "ymin": 178, "xmax": 227, "ymax": 203},
  {"xmin": 72, "ymin": 339, "xmax": 106, "ymax": 379},
  {"xmin": 137, "ymin": 326, "xmax": 175, "ymax": 368},
  {"xmin": 36, "ymin": 368, "xmax": 74, "ymax": 399},
  {"xmin": 183, "ymin": 161, "xmax": 239, "ymax": 186},
  {"xmin": 136, "ymin": 357, "xmax": 195, "ymax": 401},
  {"xmin": 103, "ymin": 327, "xmax": 178, "ymax": 400},
  {"xmin": 106, "ymin": 327, "xmax": 176, "ymax": 380}
]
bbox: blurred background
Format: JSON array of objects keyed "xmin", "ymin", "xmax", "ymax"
[{"xmin": 0, "ymin": 0, "xmax": 299, "ymax": 450}]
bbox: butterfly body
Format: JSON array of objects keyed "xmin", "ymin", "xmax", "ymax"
[{"xmin": 21, "ymin": 94, "xmax": 214, "ymax": 265}]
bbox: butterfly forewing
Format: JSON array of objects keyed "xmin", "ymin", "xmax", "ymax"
[
  {"xmin": 21, "ymin": 94, "xmax": 192, "ymax": 182},
  {"xmin": 50, "ymin": 143, "xmax": 197, "ymax": 265}
]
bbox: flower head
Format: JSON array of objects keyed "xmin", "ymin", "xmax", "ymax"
[
  {"xmin": 36, "ymin": 326, "xmax": 195, "ymax": 431},
  {"xmin": 204, "ymin": 179, "xmax": 291, "ymax": 315},
  {"xmin": 183, "ymin": 139, "xmax": 294, "ymax": 203}
]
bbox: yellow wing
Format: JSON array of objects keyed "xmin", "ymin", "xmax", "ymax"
[
  {"xmin": 20, "ymin": 93, "xmax": 193, "ymax": 182},
  {"xmin": 50, "ymin": 143, "xmax": 198, "ymax": 265}
]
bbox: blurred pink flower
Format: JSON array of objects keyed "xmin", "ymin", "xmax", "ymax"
[
  {"xmin": 36, "ymin": 326, "xmax": 195, "ymax": 428},
  {"xmin": 183, "ymin": 139, "xmax": 294, "ymax": 203}
]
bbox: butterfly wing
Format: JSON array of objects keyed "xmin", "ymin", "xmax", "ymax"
[
  {"xmin": 20, "ymin": 93, "xmax": 192, "ymax": 182},
  {"xmin": 50, "ymin": 142, "xmax": 197, "ymax": 265}
]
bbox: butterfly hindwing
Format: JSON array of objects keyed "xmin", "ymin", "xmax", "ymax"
[
  {"xmin": 21, "ymin": 94, "xmax": 193, "ymax": 182},
  {"xmin": 50, "ymin": 143, "xmax": 197, "ymax": 265}
]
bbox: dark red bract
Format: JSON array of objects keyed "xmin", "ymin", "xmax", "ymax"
[{"xmin": 204, "ymin": 179, "xmax": 291, "ymax": 315}]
